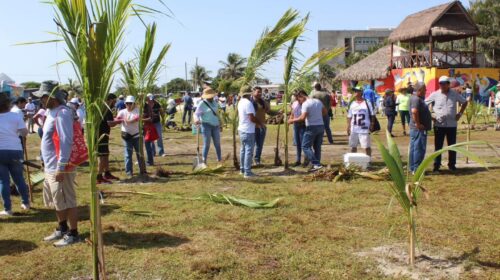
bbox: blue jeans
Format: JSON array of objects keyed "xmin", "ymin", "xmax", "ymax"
[
  {"xmin": 254, "ymin": 127, "xmax": 267, "ymax": 163},
  {"xmin": 123, "ymin": 137, "xmax": 141, "ymax": 175},
  {"xmin": 387, "ymin": 114, "xmax": 396, "ymax": 133},
  {"xmin": 145, "ymin": 140, "xmax": 155, "ymax": 166},
  {"xmin": 293, "ymin": 123, "xmax": 306, "ymax": 163},
  {"xmin": 239, "ymin": 132, "xmax": 255, "ymax": 175},
  {"xmin": 0, "ymin": 150, "xmax": 30, "ymax": 211},
  {"xmin": 409, "ymin": 129, "xmax": 427, "ymax": 172},
  {"xmin": 323, "ymin": 115, "xmax": 333, "ymax": 143},
  {"xmin": 302, "ymin": 125, "xmax": 324, "ymax": 166},
  {"xmin": 153, "ymin": 122, "xmax": 164, "ymax": 156},
  {"xmin": 201, "ymin": 123, "xmax": 222, "ymax": 162}
]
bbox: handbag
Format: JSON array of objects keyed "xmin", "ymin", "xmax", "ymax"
[
  {"xmin": 144, "ymin": 122, "xmax": 159, "ymax": 142},
  {"xmin": 53, "ymin": 109, "xmax": 89, "ymax": 171},
  {"xmin": 364, "ymin": 99, "xmax": 381, "ymax": 133},
  {"xmin": 121, "ymin": 131, "xmax": 138, "ymax": 141}
]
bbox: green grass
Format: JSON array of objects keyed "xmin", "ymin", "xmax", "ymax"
[{"xmin": 1, "ymin": 110, "xmax": 499, "ymax": 279}]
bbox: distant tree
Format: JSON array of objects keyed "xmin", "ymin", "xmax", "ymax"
[
  {"xmin": 218, "ymin": 53, "xmax": 246, "ymax": 80},
  {"xmin": 469, "ymin": 0, "xmax": 500, "ymax": 66},
  {"xmin": 20, "ymin": 81, "xmax": 41, "ymax": 89},
  {"xmin": 319, "ymin": 64, "xmax": 336, "ymax": 89},
  {"xmin": 62, "ymin": 78, "xmax": 83, "ymax": 98},
  {"xmin": 255, "ymin": 77, "xmax": 271, "ymax": 85},
  {"xmin": 164, "ymin": 78, "xmax": 191, "ymax": 93},
  {"xmin": 190, "ymin": 65, "xmax": 211, "ymax": 91},
  {"xmin": 114, "ymin": 86, "xmax": 129, "ymax": 96}
]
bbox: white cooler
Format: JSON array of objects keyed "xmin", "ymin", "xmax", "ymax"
[{"xmin": 343, "ymin": 153, "xmax": 371, "ymax": 170}]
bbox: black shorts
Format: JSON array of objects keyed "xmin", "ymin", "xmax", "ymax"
[{"xmin": 98, "ymin": 135, "xmax": 110, "ymax": 156}]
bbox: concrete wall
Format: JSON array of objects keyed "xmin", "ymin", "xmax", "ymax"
[{"xmin": 318, "ymin": 29, "xmax": 392, "ymax": 66}]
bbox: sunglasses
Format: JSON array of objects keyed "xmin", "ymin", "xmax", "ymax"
[
  {"xmin": 125, "ymin": 102, "xmax": 133, "ymax": 105},
  {"xmin": 439, "ymin": 82, "xmax": 450, "ymax": 85}
]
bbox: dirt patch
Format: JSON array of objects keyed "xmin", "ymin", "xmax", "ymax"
[{"xmin": 355, "ymin": 244, "xmax": 483, "ymax": 280}]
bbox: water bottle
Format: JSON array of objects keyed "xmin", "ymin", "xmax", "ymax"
[{"xmin": 192, "ymin": 124, "xmax": 198, "ymax": 135}]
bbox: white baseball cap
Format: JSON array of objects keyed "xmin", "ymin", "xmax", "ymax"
[
  {"xmin": 125, "ymin": 95, "xmax": 135, "ymax": 103},
  {"xmin": 70, "ymin": 97, "xmax": 80, "ymax": 105},
  {"xmin": 438, "ymin": 76, "xmax": 450, "ymax": 83},
  {"xmin": 146, "ymin": 93, "xmax": 154, "ymax": 99}
]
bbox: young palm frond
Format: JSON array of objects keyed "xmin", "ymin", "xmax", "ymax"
[
  {"xmin": 119, "ymin": 23, "xmax": 171, "ymax": 174},
  {"xmin": 47, "ymin": 1, "xmax": 171, "ymax": 278},
  {"xmin": 280, "ymin": 14, "xmax": 343, "ymax": 168},
  {"xmin": 196, "ymin": 193, "xmax": 281, "ymax": 208},
  {"xmin": 376, "ymin": 130, "xmax": 493, "ymax": 266}
]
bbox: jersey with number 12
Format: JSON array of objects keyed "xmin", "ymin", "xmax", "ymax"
[{"xmin": 348, "ymin": 101, "xmax": 374, "ymax": 134}]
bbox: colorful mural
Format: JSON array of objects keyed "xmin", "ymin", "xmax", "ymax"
[{"xmin": 391, "ymin": 67, "xmax": 499, "ymax": 97}]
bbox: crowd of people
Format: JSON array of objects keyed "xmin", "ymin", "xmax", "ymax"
[{"xmin": 1, "ymin": 76, "xmax": 499, "ymax": 247}]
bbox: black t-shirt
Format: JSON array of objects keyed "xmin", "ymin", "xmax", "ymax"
[
  {"xmin": 99, "ymin": 109, "xmax": 114, "ymax": 135},
  {"xmin": 145, "ymin": 101, "xmax": 162, "ymax": 123},
  {"xmin": 409, "ymin": 95, "xmax": 432, "ymax": 131}
]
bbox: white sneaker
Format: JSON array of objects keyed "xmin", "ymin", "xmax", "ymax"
[
  {"xmin": 239, "ymin": 170, "xmax": 244, "ymax": 175},
  {"xmin": 21, "ymin": 203, "xmax": 30, "ymax": 210},
  {"xmin": 0, "ymin": 210, "xmax": 13, "ymax": 216},
  {"xmin": 244, "ymin": 172, "xmax": 257, "ymax": 179},
  {"xmin": 53, "ymin": 234, "xmax": 80, "ymax": 247},
  {"xmin": 310, "ymin": 165, "xmax": 324, "ymax": 172},
  {"xmin": 43, "ymin": 230, "xmax": 66, "ymax": 242}
]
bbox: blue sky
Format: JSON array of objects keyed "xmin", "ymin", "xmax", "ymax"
[{"xmin": 0, "ymin": 0, "xmax": 462, "ymax": 88}]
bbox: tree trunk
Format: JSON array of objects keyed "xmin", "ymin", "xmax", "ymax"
[
  {"xmin": 232, "ymin": 109, "xmax": 239, "ymax": 170},
  {"xmin": 466, "ymin": 127, "xmax": 471, "ymax": 164},
  {"xmin": 137, "ymin": 98, "xmax": 147, "ymax": 174},
  {"xmin": 283, "ymin": 86, "xmax": 289, "ymax": 169},
  {"xmin": 274, "ymin": 123, "xmax": 282, "ymax": 166}
]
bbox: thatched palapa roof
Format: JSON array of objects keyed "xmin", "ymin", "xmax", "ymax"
[
  {"xmin": 388, "ymin": 1, "xmax": 479, "ymax": 43},
  {"xmin": 336, "ymin": 45, "xmax": 406, "ymax": 81}
]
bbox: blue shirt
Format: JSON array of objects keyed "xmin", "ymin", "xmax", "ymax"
[
  {"xmin": 183, "ymin": 95, "xmax": 193, "ymax": 109},
  {"xmin": 116, "ymin": 100, "xmax": 126, "ymax": 110},
  {"xmin": 195, "ymin": 99, "xmax": 220, "ymax": 126},
  {"xmin": 363, "ymin": 89, "xmax": 377, "ymax": 106},
  {"xmin": 41, "ymin": 105, "xmax": 74, "ymax": 172}
]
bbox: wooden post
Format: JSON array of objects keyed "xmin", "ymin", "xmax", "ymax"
[
  {"xmin": 429, "ymin": 32, "xmax": 433, "ymax": 67},
  {"xmin": 472, "ymin": 36, "xmax": 477, "ymax": 67},
  {"xmin": 390, "ymin": 43, "xmax": 394, "ymax": 69}
]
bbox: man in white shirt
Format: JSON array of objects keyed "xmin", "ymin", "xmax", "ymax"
[
  {"xmin": 347, "ymin": 87, "xmax": 376, "ymax": 157},
  {"xmin": 10, "ymin": 97, "xmax": 27, "ymax": 120},
  {"xmin": 238, "ymin": 90, "xmax": 264, "ymax": 178},
  {"xmin": 25, "ymin": 97, "xmax": 36, "ymax": 133}
]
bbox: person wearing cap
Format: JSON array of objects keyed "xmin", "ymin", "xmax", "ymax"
[
  {"xmin": 238, "ymin": 89, "xmax": 265, "ymax": 178},
  {"xmin": 288, "ymin": 90, "xmax": 328, "ymax": 171},
  {"xmin": 251, "ymin": 86, "xmax": 271, "ymax": 166},
  {"xmin": 115, "ymin": 95, "xmax": 126, "ymax": 111},
  {"xmin": 143, "ymin": 93, "xmax": 165, "ymax": 166},
  {"xmin": 396, "ymin": 87, "xmax": 411, "ymax": 136},
  {"xmin": 311, "ymin": 83, "xmax": 334, "ymax": 144},
  {"xmin": 347, "ymin": 86, "xmax": 376, "ymax": 157},
  {"xmin": 0, "ymin": 92, "xmax": 31, "ymax": 216},
  {"xmin": 383, "ymin": 89, "xmax": 397, "ymax": 137},
  {"xmin": 69, "ymin": 97, "xmax": 85, "ymax": 130},
  {"xmin": 25, "ymin": 97, "xmax": 36, "ymax": 133},
  {"xmin": 218, "ymin": 92, "xmax": 227, "ymax": 113},
  {"xmin": 182, "ymin": 92, "xmax": 194, "ymax": 126},
  {"xmin": 116, "ymin": 95, "xmax": 147, "ymax": 176},
  {"xmin": 11, "ymin": 96, "xmax": 27, "ymax": 120},
  {"xmin": 32, "ymin": 81, "xmax": 55, "ymax": 138},
  {"xmin": 409, "ymin": 83, "xmax": 432, "ymax": 173},
  {"xmin": 426, "ymin": 75, "xmax": 468, "ymax": 172},
  {"xmin": 40, "ymin": 84, "xmax": 80, "ymax": 247},
  {"xmin": 194, "ymin": 88, "xmax": 222, "ymax": 165},
  {"xmin": 97, "ymin": 94, "xmax": 121, "ymax": 184}
]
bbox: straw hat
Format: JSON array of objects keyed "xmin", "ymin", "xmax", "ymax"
[{"xmin": 202, "ymin": 88, "xmax": 216, "ymax": 99}]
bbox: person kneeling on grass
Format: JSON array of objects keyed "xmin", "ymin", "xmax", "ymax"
[
  {"xmin": 41, "ymin": 87, "xmax": 80, "ymax": 247},
  {"xmin": 347, "ymin": 86, "xmax": 375, "ymax": 157},
  {"xmin": 194, "ymin": 88, "xmax": 223, "ymax": 166},
  {"xmin": 288, "ymin": 89, "xmax": 327, "ymax": 172}
]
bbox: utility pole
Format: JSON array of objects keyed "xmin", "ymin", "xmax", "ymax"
[
  {"xmin": 195, "ymin": 57, "xmax": 198, "ymax": 92},
  {"xmin": 184, "ymin": 62, "xmax": 188, "ymax": 91}
]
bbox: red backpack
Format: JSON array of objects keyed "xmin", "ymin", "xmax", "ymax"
[{"xmin": 52, "ymin": 109, "xmax": 89, "ymax": 171}]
